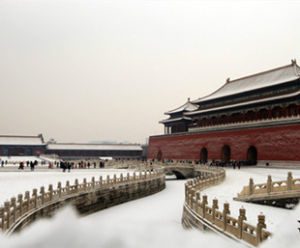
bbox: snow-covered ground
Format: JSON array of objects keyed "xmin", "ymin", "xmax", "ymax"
[{"xmin": 0, "ymin": 167, "xmax": 299, "ymax": 248}]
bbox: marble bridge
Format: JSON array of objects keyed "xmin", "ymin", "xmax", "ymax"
[{"xmin": 163, "ymin": 164, "xmax": 196, "ymax": 179}]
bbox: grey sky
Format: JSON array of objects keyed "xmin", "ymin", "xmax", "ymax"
[{"xmin": 0, "ymin": 0, "xmax": 299, "ymax": 144}]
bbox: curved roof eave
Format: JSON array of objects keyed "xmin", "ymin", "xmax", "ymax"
[
  {"xmin": 192, "ymin": 61, "xmax": 300, "ymax": 104},
  {"xmin": 185, "ymin": 89, "xmax": 300, "ymax": 116},
  {"xmin": 164, "ymin": 98, "xmax": 199, "ymax": 115}
]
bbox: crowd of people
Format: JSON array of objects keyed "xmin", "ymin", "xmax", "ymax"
[
  {"xmin": 0, "ymin": 158, "xmax": 107, "ymax": 172},
  {"xmin": 157, "ymin": 158, "xmax": 258, "ymax": 169},
  {"xmin": 1, "ymin": 157, "xmax": 257, "ymax": 173},
  {"xmin": 209, "ymin": 160, "xmax": 242, "ymax": 169},
  {"xmin": 55, "ymin": 160, "xmax": 106, "ymax": 171},
  {"xmin": 17, "ymin": 160, "xmax": 39, "ymax": 171}
]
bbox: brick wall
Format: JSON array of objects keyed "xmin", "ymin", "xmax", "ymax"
[{"xmin": 148, "ymin": 124, "xmax": 300, "ymax": 162}]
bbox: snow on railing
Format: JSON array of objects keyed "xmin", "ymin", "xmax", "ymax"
[
  {"xmin": 106, "ymin": 160, "xmax": 198, "ymax": 170},
  {"xmin": 0, "ymin": 170, "xmax": 164, "ymax": 234},
  {"xmin": 236, "ymin": 172, "xmax": 300, "ymax": 198},
  {"xmin": 183, "ymin": 167, "xmax": 271, "ymax": 247}
]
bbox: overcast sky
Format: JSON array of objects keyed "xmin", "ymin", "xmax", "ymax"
[{"xmin": 0, "ymin": 0, "xmax": 299, "ymax": 144}]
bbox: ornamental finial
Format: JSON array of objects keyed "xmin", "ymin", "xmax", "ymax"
[
  {"xmin": 187, "ymin": 97, "xmax": 190, "ymax": 102},
  {"xmin": 226, "ymin": 78, "xmax": 230, "ymax": 83},
  {"xmin": 291, "ymin": 59, "xmax": 297, "ymax": 65}
]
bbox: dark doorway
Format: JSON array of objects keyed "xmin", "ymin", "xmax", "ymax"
[
  {"xmin": 200, "ymin": 147, "xmax": 208, "ymax": 164},
  {"xmin": 221, "ymin": 145, "xmax": 231, "ymax": 162},
  {"xmin": 157, "ymin": 150, "xmax": 163, "ymax": 161},
  {"xmin": 247, "ymin": 146, "xmax": 257, "ymax": 165}
]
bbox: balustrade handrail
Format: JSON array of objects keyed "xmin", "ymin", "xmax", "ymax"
[
  {"xmin": 237, "ymin": 172, "xmax": 300, "ymax": 198},
  {"xmin": 183, "ymin": 166, "xmax": 271, "ymax": 247},
  {"xmin": 188, "ymin": 114, "xmax": 300, "ymax": 132},
  {"xmin": 107, "ymin": 160, "xmax": 197, "ymax": 169},
  {"xmin": 0, "ymin": 169, "xmax": 164, "ymax": 234}
]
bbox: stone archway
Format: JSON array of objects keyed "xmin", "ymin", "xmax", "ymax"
[
  {"xmin": 247, "ymin": 146, "xmax": 257, "ymax": 165},
  {"xmin": 221, "ymin": 145, "xmax": 231, "ymax": 162},
  {"xmin": 171, "ymin": 170, "xmax": 186, "ymax": 180},
  {"xmin": 200, "ymin": 147, "xmax": 208, "ymax": 164}
]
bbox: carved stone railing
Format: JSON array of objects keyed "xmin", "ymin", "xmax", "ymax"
[
  {"xmin": 106, "ymin": 160, "xmax": 203, "ymax": 170},
  {"xmin": 106, "ymin": 160, "xmax": 156, "ymax": 169},
  {"xmin": 0, "ymin": 170, "xmax": 165, "ymax": 234},
  {"xmin": 107, "ymin": 160, "xmax": 196, "ymax": 177},
  {"xmin": 182, "ymin": 166, "xmax": 271, "ymax": 247},
  {"xmin": 235, "ymin": 172, "xmax": 300, "ymax": 203}
]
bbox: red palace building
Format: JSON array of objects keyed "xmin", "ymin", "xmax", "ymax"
[{"xmin": 148, "ymin": 60, "xmax": 300, "ymax": 166}]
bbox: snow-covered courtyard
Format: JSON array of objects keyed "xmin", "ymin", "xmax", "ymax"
[{"xmin": 0, "ymin": 167, "xmax": 299, "ymax": 248}]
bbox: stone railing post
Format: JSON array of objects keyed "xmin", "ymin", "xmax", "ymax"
[
  {"xmin": 75, "ymin": 179, "xmax": 79, "ymax": 192},
  {"xmin": 133, "ymin": 172, "xmax": 136, "ymax": 180},
  {"xmin": 57, "ymin": 182, "xmax": 62, "ymax": 197},
  {"xmin": 150, "ymin": 170, "xmax": 153, "ymax": 178},
  {"xmin": 212, "ymin": 198, "xmax": 219, "ymax": 223},
  {"xmin": 238, "ymin": 207, "xmax": 247, "ymax": 239},
  {"xmin": 120, "ymin": 174, "xmax": 123, "ymax": 182},
  {"xmin": 83, "ymin": 178, "xmax": 87, "ymax": 191},
  {"xmin": 201, "ymin": 195, "xmax": 208, "ymax": 218},
  {"xmin": 223, "ymin": 202, "xmax": 230, "ymax": 231},
  {"xmin": 185, "ymin": 184, "xmax": 189, "ymax": 199},
  {"xmin": 33, "ymin": 188, "xmax": 38, "ymax": 208},
  {"xmin": 91, "ymin": 177, "xmax": 95, "ymax": 189},
  {"xmin": 287, "ymin": 172, "xmax": 293, "ymax": 190},
  {"xmin": 188, "ymin": 188, "xmax": 193, "ymax": 207},
  {"xmin": 113, "ymin": 174, "xmax": 117, "ymax": 184},
  {"xmin": 127, "ymin": 172, "xmax": 130, "ymax": 181},
  {"xmin": 195, "ymin": 191, "xmax": 201, "ymax": 212},
  {"xmin": 0, "ymin": 207, "xmax": 4, "ymax": 230},
  {"xmin": 190, "ymin": 187, "xmax": 195, "ymax": 208},
  {"xmin": 267, "ymin": 175, "xmax": 272, "ymax": 194},
  {"xmin": 99, "ymin": 176, "xmax": 103, "ymax": 186},
  {"xmin": 66, "ymin": 181, "xmax": 70, "ymax": 194},
  {"xmin": 25, "ymin": 191, "xmax": 30, "ymax": 211},
  {"xmin": 18, "ymin": 194, "xmax": 23, "ymax": 216},
  {"xmin": 40, "ymin": 186, "xmax": 45, "ymax": 204},
  {"xmin": 10, "ymin": 197, "xmax": 16, "ymax": 223},
  {"xmin": 4, "ymin": 201, "xmax": 10, "ymax": 229},
  {"xmin": 195, "ymin": 191, "xmax": 201, "ymax": 201},
  {"xmin": 48, "ymin": 184, "xmax": 53, "ymax": 201},
  {"xmin": 106, "ymin": 175, "xmax": 110, "ymax": 185},
  {"xmin": 249, "ymin": 178, "xmax": 254, "ymax": 195},
  {"xmin": 256, "ymin": 214, "xmax": 266, "ymax": 245}
]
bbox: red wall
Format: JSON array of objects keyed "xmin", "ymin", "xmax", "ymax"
[{"xmin": 148, "ymin": 124, "xmax": 300, "ymax": 161}]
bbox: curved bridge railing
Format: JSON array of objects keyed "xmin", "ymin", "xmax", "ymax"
[
  {"xmin": 234, "ymin": 172, "xmax": 300, "ymax": 207},
  {"xmin": 182, "ymin": 166, "xmax": 271, "ymax": 247},
  {"xmin": 107, "ymin": 160, "xmax": 196, "ymax": 179},
  {"xmin": 0, "ymin": 170, "xmax": 165, "ymax": 234}
]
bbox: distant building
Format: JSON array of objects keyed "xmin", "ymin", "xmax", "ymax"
[
  {"xmin": 0, "ymin": 134, "xmax": 143, "ymax": 159},
  {"xmin": 45, "ymin": 143, "xmax": 142, "ymax": 160},
  {"xmin": 148, "ymin": 60, "xmax": 300, "ymax": 165},
  {"xmin": 0, "ymin": 134, "xmax": 46, "ymax": 156}
]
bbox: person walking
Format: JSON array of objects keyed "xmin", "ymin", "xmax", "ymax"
[
  {"xmin": 30, "ymin": 161, "xmax": 35, "ymax": 171},
  {"xmin": 67, "ymin": 162, "xmax": 72, "ymax": 172}
]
